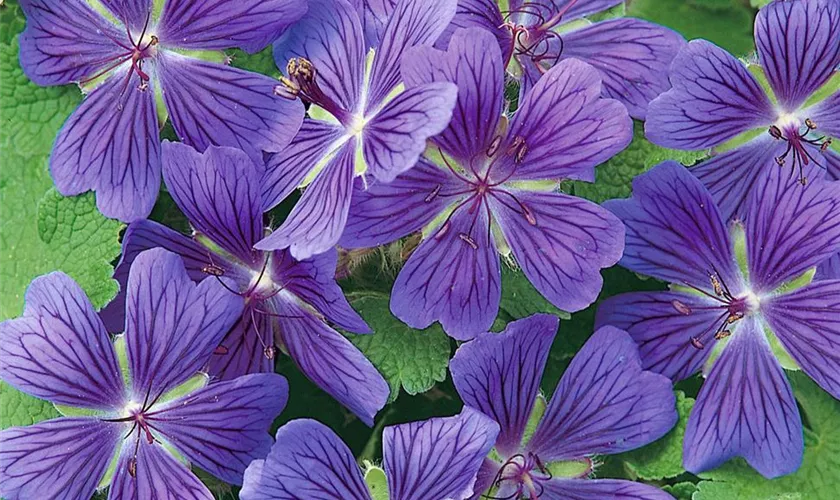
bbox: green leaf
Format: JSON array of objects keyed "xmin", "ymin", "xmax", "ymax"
[
  {"xmin": 0, "ymin": 0, "xmax": 26, "ymax": 45},
  {"xmin": 663, "ymin": 482, "xmax": 699, "ymax": 500},
  {"xmin": 345, "ymin": 292, "xmax": 451, "ymax": 402},
  {"xmin": 229, "ymin": 46, "xmax": 279, "ymax": 78},
  {"xmin": 363, "ymin": 463, "xmax": 389, "ymax": 500},
  {"xmin": 694, "ymin": 372, "xmax": 840, "ymax": 499},
  {"xmin": 499, "ymin": 265, "xmax": 571, "ymax": 321},
  {"xmin": 0, "ymin": 381, "xmax": 60, "ymax": 430},
  {"xmin": 619, "ymin": 391, "xmax": 695, "ymax": 480},
  {"xmin": 573, "ymin": 122, "xmax": 708, "ymax": 204}
]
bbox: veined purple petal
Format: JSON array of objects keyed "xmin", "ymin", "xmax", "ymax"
[
  {"xmin": 560, "ymin": 18, "xmax": 685, "ymax": 119},
  {"xmin": 255, "ymin": 140, "xmax": 356, "ymax": 259},
  {"xmin": 755, "ymin": 0, "xmax": 840, "ymax": 111},
  {"xmin": 450, "ymin": 314, "xmax": 558, "ymax": 457},
  {"xmin": 341, "ymin": 158, "xmax": 465, "ymax": 249},
  {"xmin": 273, "ymin": 0, "xmax": 365, "ymax": 113},
  {"xmin": 437, "ymin": 0, "xmax": 510, "ymax": 63},
  {"xmin": 272, "ymin": 248, "xmax": 371, "ymax": 333},
  {"xmin": 817, "ymin": 253, "xmax": 840, "ymax": 280},
  {"xmin": 604, "ymin": 161, "xmax": 740, "ymax": 294},
  {"xmin": 0, "ymin": 418, "xmax": 120, "ymax": 500},
  {"xmin": 684, "ymin": 318, "xmax": 803, "ymax": 479},
  {"xmin": 51, "ymin": 68, "xmax": 160, "ymax": 222},
  {"xmin": 645, "ymin": 40, "xmax": 775, "ymax": 149},
  {"xmin": 763, "ymin": 280, "xmax": 840, "ymax": 400},
  {"xmin": 827, "ymin": 148, "xmax": 840, "ymax": 180},
  {"xmin": 363, "ymin": 81, "xmax": 457, "ymax": 182},
  {"xmin": 240, "ymin": 419, "xmax": 372, "ymax": 500},
  {"xmin": 161, "ymin": 142, "xmax": 263, "ymax": 266},
  {"xmin": 157, "ymin": 0, "xmax": 307, "ymax": 53},
  {"xmin": 271, "ymin": 297, "xmax": 388, "ymax": 426},
  {"xmin": 125, "ymin": 248, "xmax": 243, "ymax": 401},
  {"xmin": 541, "ymin": 0, "xmax": 623, "ymax": 22},
  {"xmin": 391, "ymin": 200, "xmax": 500, "ymax": 340},
  {"xmin": 207, "ymin": 306, "xmax": 274, "ymax": 380},
  {"xmin": 745, "ymin": 164, "xmax": 840, "ymax": 292},
  {"xmin": 357, "ymin": 0, "xmax": 394, "ymax": 48},
  {"xmin": 542, "ymin": 478, "xmax": 673, "ymax": 500},
  {"xmin": 366, "ymin": 0, "xmax": 457, "ymax": 111},
  {"xmin": 0, "ymin": 274, "xmax": 123, "ymax": 409},
  {"xmin": 151, "ymin": 373, "xmax": 288, "ymax": 485},
  {"xmin": 503, "ymin": 58, "xmax": 632, "ymax": 182},
  {"xmin": 807, "ymin": 91, "xmax": 840, "ymax": 137},
  {"xmin": 527, "ymin": 326, "xmax": 677, "ymax": 461},
  {"xmin": 18, "ymin": 0, "xmax": 128, "ymax": 86},
  {"xmin": 108, "ymin": 437, "xmax": 213, "ymax": 500},
  {"xmin": 383, "ymin": 407, "xmax": 500, "ymax": 500},
  {"xmin": 690, "ymin": 136, "xmax": 784, "ymax": 222},
  {"xmin": 596, "ymin": 291, "xmax": 727, "ymax": 382},
  {"xmin": 157, "ymin": 52, "xmax": 304, "ymax": 162},
  {"xmin": 402, "ymin": 28, "xmax": 505, "ymax": 162},
  {"xmin": 99, "ymin": 0, "xmax": 151, "ymax": 30},
  {"xmin": 490, "ymin": 190, "xmax": 624, "ymax": 313}
]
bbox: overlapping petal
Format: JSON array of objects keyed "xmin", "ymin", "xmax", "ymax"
[
  {"xmin": 207, "ymin": 306, "xmax": 274, "ymax": 380},
  {"xmin": 99, "ymin": 0, "xmax": 152, "ymax": 30},
  {"xmin": 684, "ymin": 319, "xmax": 803, "ymax": 478},
  {"xmin": 817, "ymin": 253, "xmax": 840, "ymax": 280},
  {"xmin": 542, "ymin": 478, "xmax": 673, "ymax": 500},
  {"xmin": 383, "ymin": 407, "xmax": 500, "ymax": 500},
  {"xmin": 437, "ymin": 0, "xmax": 509, "ymax": 62},
  {"xmin": 646, "ymin": 40, "xmax": 775, "ymax": 149},
  {"xmin": 450, "ymin": 314, "xmax": 558, "ymax": 456},
  {"xmin": 807, "ymin": 92, "xmax": 840, "ymax": 137},
  {"xmin": 527, "ymin": 326, "xmax": 677, "ymax": 461}
]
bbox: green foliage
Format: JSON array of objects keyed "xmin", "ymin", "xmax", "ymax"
[
  {"xmin": 499, "ymin": 266, "xmax": 571, "ymax": 321},
  {"xmin": 0, "ymin": 381, "xmax": 59, "ymax": 430},
  {"xmin": 229, "ymin": 46, "xmax": 279, "ymax": 78},
  {"xmin": 664, "ymin": 482, "xmax": 699, "ymax": 500},
  {"xmin": 345, "ymin": 292, "xmax": 451, "ymax": 402},
  {"xmin": 694, "ymin": 373, "xmax": 840, "ymax": 500},
  {"xmin": 0, "ymin": 0, "xmax": 26, "ymax": 45}
]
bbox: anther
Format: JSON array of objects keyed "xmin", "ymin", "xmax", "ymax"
[
  {"xmin": 690, "ymin": 336, "xmax": 705, "ymax": 350},
  {"xmin": 202, "ymin": 264, "xmax": 225, "ymax": 277},
  {"xmin": 769, "ymin": 125, "xmax": 783, "ymax": 140},
  {"xmin": 487, "ymin": 136, "xmax": 502, "ymax": 157},
  {"xmin": 264, "ymin": 346, "xmax": 276, "ymax": 360},
  {"xmin": 775, "ymin": 156, "xmax": 786, "ymax": 166},
  {"xmin": 822, "ymin": 138, "xmax": 832, "ymax": 152},
  {"xmin": 714, "ymin": 329, "xmax": 732, "ymax": 340},
  {"xmin": 274, "ymin": 76, "xmax": 299, "ymax": 100},
  {"xmin": 515, "ymin": 142, "xmax": 528, "ymax": 163},
  {"xmin": 710, "ymin": 274, "xmax": 724, "ymax": 297},
  {"xmin": 128, "ymin": 458, "xmax": 137, "ymax": 478},
  {"xmin": 435, "ymin": 221, "xmax": 451, "ymax": 239},
  {"xmin": 672, "ymin": 299, "xmax": 692, "ymax": 315},
  {"xmin": 213, "ymin": 345, "xmax": 229, "ymax": 355},
  {"xmin": 137, "ymin": 81, "xmax": 149, "ymax": 92},
  {"xmin": 425, "ymin": 184, "xmax": 442, "ymax": 203},
  {"xmin": 523, "ymin": 205, "xmax": 537, "ymax": 225},
  {"xmin": 459, "ymin": 233, "xmax": 478, "ymax": 249},
  {"xmin": 805, "ymin": 118, "xmax": 817, "ymax": 130}
]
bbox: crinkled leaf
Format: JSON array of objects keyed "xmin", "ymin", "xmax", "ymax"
[
  {"xmin": 345, "ymin": 292, "xmax": 451, "ymax": 402},
  {"xmin": 663, "ymin": 482, "xmax": 699, "ymax": 500},
  {"xmin": 0, "ymin": 381, "xmax": 59, "ymax": 430},
  {"xmin": 500, "ymin": 265, "xmax": 571, "ymax": 321},
  {"xmin": 229, "ymin": 46, "xmax": 279, "ymax": 78},
  {"xmin": 0, "ymin": 0, "xmax": 26, "ymax": 45}
]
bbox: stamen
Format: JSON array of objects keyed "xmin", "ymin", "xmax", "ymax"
[
  {"xmin": 213, "ymin": 345, "xmax": 229, "ymax": 355},
  {"xmin": 202, "ymin": 264, "xmax": 225, "ymax": 277},
  {"xmin": 425, "ymin": 184, "xmax": 442, "ymax": 203},
  {"xmin": 769, "ymin": 125, "xmax": 783, "ymax": 140},
  {"xmin": 714, "ymin": 329, "xmax": 732, "ymax": 340},
  {"xmin": 672, "ymin": 299, "xmax": 692, "ymax": 315},
  {"xmin": 805, "ymin": 118, "xmax": 817, "ymax": 130},
  {"xmin": 283, "ymin": 57, "xmax": 352, "ymax": 123},
  {"xmin": 459, "ymin": 233, "xmax": 478, "ymax": 249},
  {"xmin": 128, "ymin": 458, "xmax": 137, "ymax": 478},
  {"xmin": 690, "ymin": 336, "xmax": 705, "ymax": 350},
  {"xmin": 487, "ymin": 135, "xmax": 502, "ymax": 157}
]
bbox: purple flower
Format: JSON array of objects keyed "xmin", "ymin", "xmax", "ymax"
[
  {"xmin": 0, "ymin": 248, "xmax": 287, "ymax": 499},
  {"xmin": 101, "ymin": 142, "xmax": 389, "ymax": 426},
  {"xmin": 340, "ymin": 28, "xmax": 630, "ymax": 339},
  {"xmin": 239, "ymin": 408, "xmax": 500, "ymax": 500},
  {"xmin": 646, "ymin": 0, "xmax": 840, "ymax": 221},
  {"xmin": 19, "ymin": 0, "xmax": 307, "ymax": 222},
  {"xmin": 596, "ymin": 161, "xmax": 840, "ymax": 478},
  {"xmin": 254, "ymin": 0, "xmax": 459, "ymax": 260},
  {"xmin": 450, "ymin": 314, "xmax": 677, "ymax": 499}
]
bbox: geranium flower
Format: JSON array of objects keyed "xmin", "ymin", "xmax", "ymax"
[
  {"xmin": 239, "ymin": 408, "xmax": 499, "ymax": 500},
  {"xmin": 646, "ymin": 0, "xmax": 840, "ymax": 221},
  {"xmin": 340, "ymin": 27, "xmax": 630, "ymax": 339},
  {"xmin": 255, "ymin": 0, "xmax": 459, "ymax": 259},
  {"xmin": 19, "ymin": 0, "xmax": 307, "ymax": 222},
  {"xmin": 0, "ymin": 248, "xmax": 287, "ymax": 499},
  {"xmin": 450, "ymin": 314, "xmax": 676, "ymax": 499},
  {"xmin": 596, "ymin": 161, "xmax": 840, "ymax": 478},
  {"xmin": 101, "ymin": 143, "xmax": 389, "ymax": 425}
]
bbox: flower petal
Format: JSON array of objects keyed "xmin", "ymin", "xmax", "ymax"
[
  {"xmin": 383, "ymin": 407, "xmax": 500, "ymax": 500},
  {"xmin": 341, "ymin": 158, "xmax": 465, "ymax": 248},
  {"xmin": 0, "ymin": 418, "xmax": 120, "ymax": 500},
  {"xmin": 527, "ymin": 326, "xmax": 677, "ymax": 461},
  {"xmin": 273, "ymin": 0, "xmax": 365, "ymax": 113},
  {"xmin": 560, "ymin": 18, "xmax": 685, "ymax": 119},
  {"xmin": 817, "ymin": 253, "xmax": 840, "ymax": 280},
  {"xmin": 745, "ymin": 163, "xmax": 840, "ymax": 292},
  {"xmin": 51, "ymin": 68, "xmax": 161, "ymax": 222},
  {"xmin": 450, "ymin": 314, "xmax": 558, "ymax": 457},
  {"xmin": 157, "ymin": 0, "xmax": 306, "ymax": 53},
  {"xmin": 108, "ymin": 438, "xmax": 213, "ymax": 500},
  {"xmin": 542, "ymin": 478, "xmax": 673, "ymax": 500},
  {"xmin": 684, "ymin": 318, "xmax": 803, "ymax": 478},
  {"xmin": 690, "ymin": 135, "xmax": 784, "ymax": 222},
  {"xmin": 645, "ymin": 40, "xmax": 775, "ymax": 149},
  {"xmin": 437, "ymin": 0, "xmax": 509, "ymax": 63},
  {"xmin": 503, "ymin": 58, "xmax": 632, "ymax": 182},
  {"xmin": 762, "ymin": 280, "xmax": 840, "ymax": 400},
  {"xmin": 755, "ymin": 0, "xmax": 840, "ymax": 111},
  {"xmin": 271, "ymin": 297, "xmax": 389, "ymax": 426},
  {"xmin": 807, "ymin": 91, "xmax": 840, "ymax": 137},
  {"xmin": 207, "ymin": 306, "xmax": 274, "ymax": 380},
  {"xmin": 99, "ymin": 0, "xmax": 151, "ymax": 29},
  {"xmin": 363, "ymin": 82, "xmax": 457, "ymax": 182},
  {"xmin": 151, "ymin": 373, "xmax": 288, "ymax": 485},
  {"xmin": 240, "ymin": 419, "xmax": 371, "ymax": 500},
  {"xmin": 18, "ymin": 0, "xmax": 127, "ymax": 86},
  {"xmin": 391, "ymin": 200, "xmax": 500, "ymax": 340},
  {"xmin": 545, "ymin": 0, "xmax": 623, "ymax": 21},
  {"xmin": 490, "ymin": 189, "xmax": 624, "ymax": 313},
  {"xmin": 262, "ymin": 119, "xmax": 346, "ymax": 212},
  {"xmin": 255, "ymin": 140, "xmax": 356, "ymax": 259},
  {"xmin": 402, "ymin": 27, "xmax": 505, "ymax": 161},
  {"xmin": 366, "ymin": 0, "xmax": 457, "ymax": 110},
  {"xmin": 162, "ymin": 142, "xmax": 263, "ymax": 266},
  {"xmin": 157, "ymin": 53, "xmax": 304, "ymax": 162},
  {"xmin": 604, "ymin": 161, "xmax": 740, "ymax": 293},
  {"xmin": 0, "ymin": 273, "xmax": 123, "ymax": 409},
  {"xmin": 125, "ymin": 248, "xmax": 244, "ymax": 401}
]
